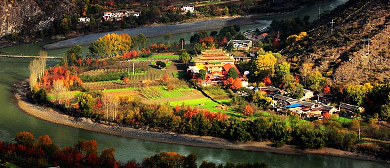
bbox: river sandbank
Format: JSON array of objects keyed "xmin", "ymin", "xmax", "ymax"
[{"xmin": 13, "ymin": 80, "xmax": 386, "ymax": 163}]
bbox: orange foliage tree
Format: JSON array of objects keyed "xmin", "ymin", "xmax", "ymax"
[
  {"xmin": 242, "ymin": 105, "xmax": 254, "ymax": 116},
  {"xmin": 224, "ymin": 77, "xmax": 242, "ymax": 90}
]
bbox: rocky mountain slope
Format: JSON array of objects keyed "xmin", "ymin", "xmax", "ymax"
[
  {"xmin": 283, "ymin": 0, "xmax": 390, "ymax": 86},
  {"xmin": 0, "ymin": 0, "xmax": 74, "ymax": 39}
]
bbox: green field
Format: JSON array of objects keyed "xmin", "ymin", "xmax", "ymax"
[
  {"xmin": 169, "ymin": 98, "xmax": 245, "ymax": 117},
  {"xmin": 134, "ymin": 55, "xmax": 179, "ymax": 61},
  {"xmin": 141, "ymin": 85, "xmax": 197, "ymax": 100},
  {"xmin": 336, "ymin": 116, "xmax": 353, "ymax": 123}
]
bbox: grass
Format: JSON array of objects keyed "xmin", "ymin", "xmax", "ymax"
[
  {"xmin": 134, "ymin": 55, "xmax": 179, "ymax": 61},
  {"xmin": 169, "ymin": 97, "xmax": 245, "ymax": 117},
  {"xmin": 336, "ymin": 116, "xmax": 353, "ymax": 123},
  {"xmin": 140, "ymin": 85, "xmax": 196, "ymax": 100},
  {"xmin": 47, "ymin": 91, "xmax": 82, "ymax": 100}
]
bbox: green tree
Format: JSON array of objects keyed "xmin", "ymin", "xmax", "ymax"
[
  {"xmin": 227, "ymin": 67, "xmax": 239, "ymax": 79},
  {"xmin": 253, "ymin": 92, "xmax": 273, "ymax": 108},
  {"xmin": 285, "ymin": 82, "xmax": 304, "ymax": 99},
  {"xmin": 60, "ymin": 16, "xmax": 71, "ymax": 33},
  {"xmin": 180, "ymin": 51, "xmax": 191, "ymax": 64},
  {"xmin": 155, "ymin": 61, "xmax": 166, "ymax": 69},
  {"xmin": 89, "ymin": 40, "xmax": 106, "ymax": 58},
  {"xmin": 199, "ymin": 69, "xmax": 207, "ymax": 80},
  {"xmin": 306, "ymin": 71, "xmax": 325, "ymax": 92},
  {"xmin": 276, "ymin": 62, "xmax": 290, "ymax": 78},
  {"xmin": 65, "ymin": 45, "xmax": 82, "ymax": 65},
  {"xmin": 77, "ymin": 93, "xmax": 95, "ymax": 117},
  {"xmin": 132, "ymin": 33, "xmax": 147, "ymax": 49},
  {"xmin": 193, "ymin": 43, "xmax": 203, "ymax": 55}
]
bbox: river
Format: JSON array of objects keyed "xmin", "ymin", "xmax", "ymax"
[{"xmin": 0, "ymin": 0, "xmax": 389, "ymax": 167}]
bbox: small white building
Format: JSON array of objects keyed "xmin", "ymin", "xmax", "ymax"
[
  {"xmin": 181, "ymin": 5, "xmax": 195, "ymax": 13},
  {"xmin": 78, "ymin": 17, "xmax": 90, "ymax": 23},
  {"xmin": 228, "ymin": 40, "xmax": 253, "ymax": 50},
  {"xmin": 103, "ymin": 12, "xmax": 113, "ymax": 21},
  {"xmin": 300, "ymin": 89, "xmax": 314, "ymax": 101}
]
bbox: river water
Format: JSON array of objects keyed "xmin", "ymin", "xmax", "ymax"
[{"xmin": 1, "ymin": 0, "xmax": 389, "ymax": 167}]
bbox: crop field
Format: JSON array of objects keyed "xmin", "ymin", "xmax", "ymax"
[
  {"xmin": 140, "ymin": 86, "xmax": 198, "ymax": 100},
  {"xmin": 168, "ymin": 98, "xmax": 243, "ymax": 116},
  {"xmin": 202, "ymin": 86, "xmax": 230, "ymax": 100}
]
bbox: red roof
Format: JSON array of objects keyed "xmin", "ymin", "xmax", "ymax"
[{"xmin": 222, "ymin": 63, "xmax": 240, "ymax": 75}]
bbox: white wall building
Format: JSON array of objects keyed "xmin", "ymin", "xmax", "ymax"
[{"xmin": 181, "ymin": 5, "xmax": 195, "ymax": 13}]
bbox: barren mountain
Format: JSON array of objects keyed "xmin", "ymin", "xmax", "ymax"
[{"xmin": 283, "ymin": 0, "xmax": 390, "ymax": 86}]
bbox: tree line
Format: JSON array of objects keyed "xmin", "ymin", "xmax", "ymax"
[{"xmin": 0, "ymin": 131, "xmax": 268, "ymax": 168}]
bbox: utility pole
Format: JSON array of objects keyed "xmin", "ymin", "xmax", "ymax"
[
  {"xmin": 318, "ymin": 7, "xmax": 322, "ymax": 20},
  {"xmin": 330, "ymin": 19, "xmax": 335, "ymax": 34},
  {"xmin": 362, "ymin": 38, "xmax": 370, "ymax": 57}
]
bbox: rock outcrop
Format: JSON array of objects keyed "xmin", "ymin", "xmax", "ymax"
[{"xmin": 0, "ymin": 0, "xmax": 74, "ymax": 39}]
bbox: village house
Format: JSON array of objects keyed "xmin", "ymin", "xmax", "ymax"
[
  {"xmin": 272, "ymin": 93, "xmax": 338, "ymax": 120},
  {"xmin": 228, "ymin": 40, "xmax": 253, "ymax": 50},
  {"xmin": 78, "ymin": 17, "xmax": 90, "ymax": 23},
  {"xmin": 339, "ymin": 103, "xmax": 365, "ymax": 118},
  {"xmin": 181, "ymin": 4, "xmax": 195, "ymax": 13},
  {"xmin": 300, "ymin": 89, "xmax": 314, "ymax": 101},
  {"xmin": 103, "ymin": 11, "xmax": 139, "ymax": 21},
  {"xmin": 187, "ymin": 49, "xmax": 240, "ymax": 85}
]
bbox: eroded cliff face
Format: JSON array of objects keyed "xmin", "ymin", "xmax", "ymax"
[{"xmin": 0, "ymin": 0, "xmax": 74, "ymax": 39}]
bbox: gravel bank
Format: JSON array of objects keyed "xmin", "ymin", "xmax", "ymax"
[{"xmin": 13, "ymin": 80, "xmax": 386, "ymax": 163}]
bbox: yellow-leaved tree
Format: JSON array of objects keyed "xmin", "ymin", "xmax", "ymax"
[
  {"xmin": 254, "ymin": 51, "xmax": 277, "ymax": 78},
  {"xmin": 91, "ymin": 33, "xmax": 132, "ymax": 58}
]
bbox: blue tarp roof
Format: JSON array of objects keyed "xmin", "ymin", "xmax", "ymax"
[{"xmin": 286, "ymin": 104, "xmax": 302, "ymax": 108}]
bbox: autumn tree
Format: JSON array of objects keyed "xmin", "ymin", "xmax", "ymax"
[
  {"xmin": 15, "ymin": 131, "xmax": 35, "ymax": 147},
  {"xmin": 52, "ymin": 80, "xmax": 68, "ymax": 101},
  {"xmin": 29, "ymin": 51, "xmax": 47, "ymax": 91},
  {"xmin": 242, "ymin": 105, "xmax": 254, "ymax": 116},
  {"xmin": 100, "ymin": 148, "xmax": 118, "ymax": 168},
  {"xmin": 262, "ymin": 76, "xmax": 272, "ymax": 86},
  {"xmin": 77, "ymin": 93, "xmax": 95, "ymax": 117},
  {"xmin": 323, "ymin": 85, "xmax": 331, "ymax": 94},
  {"xmin": 89, "ymin": 33, "xmax": 132, "ymax": 58},
  {"xmin": 254, "ymin": 51, "xmax": 277, "ymax": 78},
  {"xmin": 224, "ymin": 77, "xmax": 242, "ymax": 90}
]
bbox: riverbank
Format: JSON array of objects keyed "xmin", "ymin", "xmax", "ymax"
[{"xmin": 13, "ymin": 80, "xmax": 386, "ymax": 163}]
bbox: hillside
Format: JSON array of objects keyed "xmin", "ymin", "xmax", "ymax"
[
  {"xmin": 283, "ymin": 0, "xmax": 390, "ymax": 86},
  {"xmin": 0, "ymin": 0, "xmax": 74, "ymax": 40}
]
